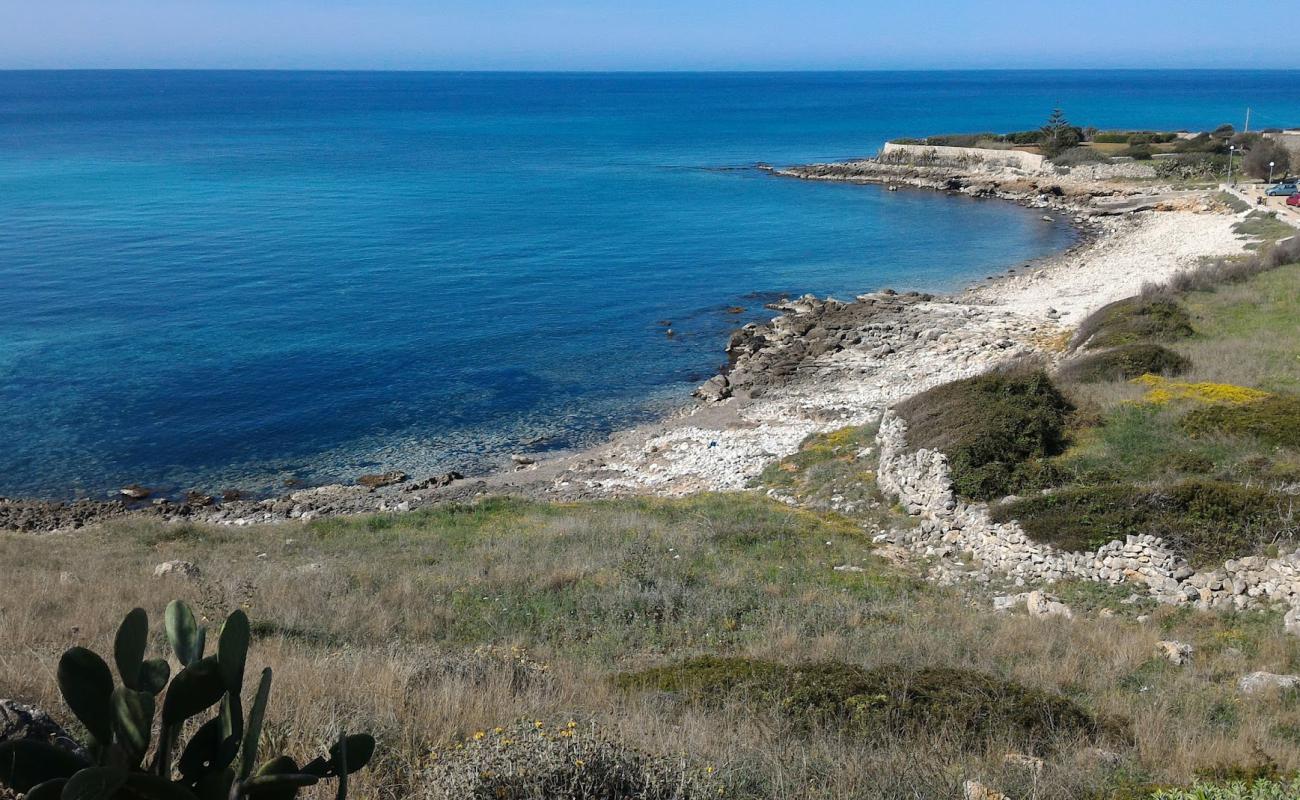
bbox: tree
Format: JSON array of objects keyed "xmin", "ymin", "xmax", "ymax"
[
  {"xmin": 1242, "ymin": 138, "xmax": 1292, "ymax": 181},
  {"xmin": 1040, "ymin": 108, "xmax": 1082, "ymax": 157},
  {"xmin": 1212, "ymin": 123, "xmax": 1236, "ymax": 140}
]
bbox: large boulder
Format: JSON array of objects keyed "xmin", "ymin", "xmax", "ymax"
[
  {"xmin": 152, "ymin": 560, "xmax": 201, "ymax": 580},
  {"xmin": 1238, "ymin": 671, "xmax": 1300, "ymax": 695},
  {"xmin": 0, "ymin": 700, "xmax": 85, "ymax": 759},
  {"xmin": 356, "ymin": 470, "xmax": 408, "ymax": 488},
  {"xmin": 1025, "ymin": 591, "xmax": 1074, "ymax": 620},
  {"xmin": 1156, "ymin": 640, "xmax": 1194, "ymax": 666}
]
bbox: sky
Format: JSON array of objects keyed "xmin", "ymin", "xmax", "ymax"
[{"xmin": 2, "ymin": 0, "xmax": 1293, "ymax": 71}]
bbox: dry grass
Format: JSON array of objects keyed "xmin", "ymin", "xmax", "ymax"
[{"xmin": 3, "ymin": 495, "xmax": 1300, "ymax": 799}]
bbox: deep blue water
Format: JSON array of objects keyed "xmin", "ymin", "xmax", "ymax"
[{"xmin": 2, "ymin": 70, "xmax": 1297, "ymax": 499}]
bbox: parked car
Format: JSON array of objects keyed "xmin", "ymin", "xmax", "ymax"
[
  {"xmin": 1266, "ymin": 182, "xmax": 1298, "ymax": 196},
  {"xmin": 1288, "ymin": 193, "xmax": 1300, "ymax": 207}
]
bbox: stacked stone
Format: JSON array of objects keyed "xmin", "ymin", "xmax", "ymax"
[{"xmin": 874, "ymin": 410, "xmax": 1300, "ymax": 633}]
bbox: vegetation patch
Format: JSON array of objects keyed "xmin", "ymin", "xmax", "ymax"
[
  {"xmin": 421, "ymin": 720, "xmax": 723, "ymax": 800},
  {"xmin": 1133, "ymin": 376, "xmax": 1272, "ymax": 406},
  {"xmin": 1071, "ymin": 296, "xmax": 1195, "ymax": 351},
  {"xmin": 1150, "ymin": 778, "xmax": 1300, "ymax": 800},
  {"xmin": 895, "ymin": 367, "xmax": 1073, "ymax": 500},
  {"xmin": 1058, "ymin": 344, "xmax": 1191, "ymax": 384},
  {"xmin": 615, "ymin": 657, "xmax": 1112, "ymax": 753},
  {"xmin": 754, "ymin": 425, "xmax": 904, "ymax": 520},
  {"xmin": 1181, "ymin": 394, "xmax": 1300, "ymax": 449},
  {"xmin": 990, "ymin": 480, "xmax": 1295, "ymax": 566},
  {"xmin": 1234, "ymin": 212, "xmax": 1297, "ymax": 249}
]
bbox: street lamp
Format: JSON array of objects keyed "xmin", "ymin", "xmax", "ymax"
[
  {"xmin": 1269, "ymin": 161, "xmax": 1276, "ymax": 185},
  {"xmin": 1228, "ymin": 146, "xmax": 1236, "ymax": 185}
]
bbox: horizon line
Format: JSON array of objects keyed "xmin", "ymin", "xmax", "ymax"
[{"xmin": 4, "ymin": 66, "xmax": 1300, "ymax": 74}]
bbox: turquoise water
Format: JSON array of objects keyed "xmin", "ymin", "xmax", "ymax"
[{"xmin": 1, "ymin": 71, "xmax": 1295, "ymax": 498}]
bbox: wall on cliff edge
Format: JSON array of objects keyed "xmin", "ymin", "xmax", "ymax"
[{"xmin": 879, "ymin": 142, "xmax": 1048, "ymax": 174}]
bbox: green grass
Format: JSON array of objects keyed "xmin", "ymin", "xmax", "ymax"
[
  {"xmin": 1178, "ymin": 263, "xmax": 1300, "ymax": 395},
  {"xmin": 753, "ymin": 425, "xmax": 916, "ymax": 526},
  {"xmin": 1215, "ymin": 191, "xmax": 1252, "ymax": 214},
  {"xmin": 297, "ymin": 494, "xmax": 919, "ymax": 659},
  {"xmin": 1233, "ymin": 212, "xmax": 1296, "ymax": 249}
]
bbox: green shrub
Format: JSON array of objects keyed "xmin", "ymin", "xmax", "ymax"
[
  {"xmin": 895, "ymin": 367, "xmax": 1073, "ymax": 500},
  {"xmin": 990, "ymin": 480, "xmax": 1294, "ymax": 566},
  {"xmin": 1052, "ymin": 147, "xmax": 1111, "ymax": 167},
  {"xmin": 1181, "ymin": 395, "xmax": 1300, "ymax": 448},
  {"xmin": 1123, "ymin": 145, "xmax": 1155, "ymax": 161},
  {"xmin": 1071, "ymin": 296, "xmax": 1195, "ymax": 351},
  {"xmin": 1059, "ymin": 344, "xmax": 1191, "ymax": 384},
  {"xmin": 422, "ymin": 720, "xmax": 723, "ymax": 800},
  {"xmin": 1156, "ymin": 154, "xmax": 1230, "ymax": 181},
  {"xmin": 1150, "ymin": 777, "xmax": 1300, "ymax": 800},
  {"xmin": 615, "ymin": 657, "xmax": 1114, "ymax": 753}
]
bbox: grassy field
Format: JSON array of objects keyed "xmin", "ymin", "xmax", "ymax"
[{"xmin": 4, "ymin": 486, "xmax": 1300, "ymax": 799}]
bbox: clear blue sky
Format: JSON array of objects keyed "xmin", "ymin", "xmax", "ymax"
[{"xmin": 3, "ymin": 0, "xmax": 1293, "ymax": 71}]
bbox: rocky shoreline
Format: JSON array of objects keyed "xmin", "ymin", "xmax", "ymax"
[{"xmin": 2, "ymin": 155, "xmax": 1248, "ymax": 533}]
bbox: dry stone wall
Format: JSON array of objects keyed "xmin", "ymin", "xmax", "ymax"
[{"xmin": 874, "ymin": 412, "xmax": 1300, "ymax": 633}]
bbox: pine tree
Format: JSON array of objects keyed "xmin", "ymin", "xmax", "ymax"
[{"xmin": 1040, "ymin": 108, "xmax": 1080, "ymax": 157}]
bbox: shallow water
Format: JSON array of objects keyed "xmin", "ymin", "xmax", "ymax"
[{"xmin": 1, "ymin": 70, "xmax": 1294, "ymax": 498}]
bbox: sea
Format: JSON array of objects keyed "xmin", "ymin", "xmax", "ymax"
[{"xmin": 2, "ymin": 70, "xmax": 1296, "ymax": 498}]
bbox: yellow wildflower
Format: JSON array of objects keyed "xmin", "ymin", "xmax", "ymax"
[
  {"xmin": 473, "ymin": 731, "xmax": 486, "ymax": 741},
  {"xmin": 1132, "ymin": 375, "xmax": 1270, "ymax": 405}
]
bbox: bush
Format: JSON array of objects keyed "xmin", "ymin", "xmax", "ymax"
[
  {"xmin": 1122, "ymin": 145, "xmax": 1154, "ymax": 161},
  {"xmin": 1243, "ymin": 139, "xmax": 1292, "ymax": 181},
  {"xmin": 1058, "ymin": 344, "xmax": 1191, "ymax": 384},
  {"xmin": 1156, "ymin": 154, "xmax": 1229, "ymax": 181},
  {"xmin": 422, "ymin": 720, "xmax": 723, "ymax": 800},
  {"xmin": 1181, "ymin": 394, "xmax": 1300, "ymax": 448},
  {"xmin": 990, "ymin": 480, "xmax": 1295, "ymax": 565},
  {"xmin": 1051, "ymin": 147, "xmax": 1110, "ymax": 167},
  {"xmin": 894, "ymin": 367, "xmax": 1074, "ymax": 500},
  {"xmin": 1071, "ymin": 296, "xmax": 1195, "ymax": 351},
  {"xmin": 1165, "ymin": 236, "xmax": 1300, "ymax": 293},
  {"xmin": 1151, "ymin": 778, "xmax": 1300, "ymax": 800},
  {"xmin": 615, "ymin": 657, "xmax": 1114, "ymax": 753}
]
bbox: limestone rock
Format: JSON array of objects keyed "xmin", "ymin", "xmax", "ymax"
[
  {"xmin": 0, "ymin": 700, "xmax": 86, "ymax": 758},
  {"xmin": 356, "ymin": 470, "xmax": 408, "ymax": 488},
  {"xmin": 1155, "ymin": 640, "xmax": 1193, "ymax": 666},
  {"xmin": 152, "ymin": 560, "xmax": 200, "ymax": 580},
  {"xmin": 1026, "ymin": 590, "xmax": 1073, "ymax": 619},
  {"xmin": 964, "ymin": 780, "xmax": 1010, "ymax": 800},
  {"xmin": 1238, "ymin": 671, "xmax": 1300, "ymax": 694}
]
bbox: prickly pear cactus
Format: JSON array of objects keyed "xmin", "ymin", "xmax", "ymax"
[{"xmin": 0, "ymin": 601, "xmax": 374, "ymax": 800}]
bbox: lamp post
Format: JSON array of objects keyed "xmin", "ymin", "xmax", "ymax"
[
  {"xmin": 1269, "ymin": 161, "xmax": 1276, "ymax": 185},
  {"xmin": 1228, "ymin": 146, "xmax": 1236, "ymax": 185}
]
